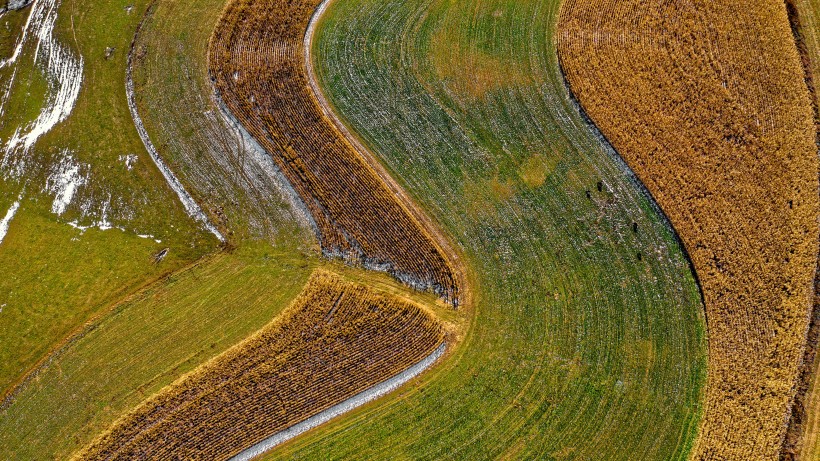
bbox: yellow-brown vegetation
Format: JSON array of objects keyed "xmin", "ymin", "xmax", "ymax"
[
  {"xmin": 557, "ymin": 0, "xmax": 819, "ymax": 459},
  {"xmin": 73, "ymin": 269, "xmax": 444, "ymax": 460},
  {"xmin": 208, "ymin": 0, "xmax": 459, "ymax": 303}
]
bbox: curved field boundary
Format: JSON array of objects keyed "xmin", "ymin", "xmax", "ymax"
[
  {"xmin": 781, "ymin": 2, "xmax": 820, "ymax": 458},
  {"xmin": 230, "ymin": 342, "xmax": 445, "ymax": 461},
  {"xmin": 557, "ymin": 0, "xmax": 819, "ymax": 458},
  {"xmin": 303, "ymin": 0, "xmax": 471, "ymax": 311},
  {"xmin": 263, "ymin": 0, "xmax": 707, "ymax": 457},
  {"xmin": 74, "ymin": 269, "xmax": 445, "ymax": 461},
  {"xmin": 209, "ymin": 0, "xmax": 462, "ymax": 304},
  {"xmin": 127, "ymin": 0, "xmax": 317, "ymax": 242},
  {"xmin": 126, "ymin": 2, "xmax": 224, "ymax": 243},
  {"xmin": 784, "ymin": 1, "xmax": 820, "ymax": 458}
]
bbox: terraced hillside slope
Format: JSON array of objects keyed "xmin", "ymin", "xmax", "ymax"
[
  {"xmin": 75, "ymin": 270, "xmax": 445, "ymax": 461},
  {"xmin": 209, "ymin": 0, "xmax": 460, "ymax": 302},
  {"xmin": 246, "ymin": 0, "xmax": 707, "ymax": 458},
  {"xmin": 557, "ymin": 0, "xmax": 819, "ymax": 458}
]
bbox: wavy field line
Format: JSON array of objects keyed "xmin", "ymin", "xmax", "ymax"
[{"xmin": 263, "ymin": 0, "xmax": 708, "ymax": 458}]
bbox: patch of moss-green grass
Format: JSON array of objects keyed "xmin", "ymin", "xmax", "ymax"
[
  {"xmin": 0, "ymin": 195, "xmax": 199, "ymax": 394},
  {"xmin": 0, "ymin": 6, "xmax": 28, "ymax": 62},
  {"xmin": 0, "ymin": 241, "xmax": 315, "ymax": 460}
]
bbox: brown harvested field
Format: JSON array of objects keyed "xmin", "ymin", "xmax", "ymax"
[
  {"xmin": 73, "ymin": 269, "xmax": 444, "ymax": 461},
  {"xmin": 792, "ymin": 0, "xmax": 820, "ymax": 116},
  {"xmin": 208, "ymin": 0, "xmax": 459, "ymax": 304},
  {"xmin": 557, "ymin": 0, "xmax": 819, "ymax": 459}
]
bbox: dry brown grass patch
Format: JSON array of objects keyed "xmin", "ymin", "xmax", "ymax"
[{"xmin": 558, "ymin": 0, "xmax": 819, "ymax": 458}]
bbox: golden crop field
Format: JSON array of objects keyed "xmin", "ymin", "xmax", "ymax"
[
  {"xmin": 558, "ymin": 0, "xmax": 819, "ymax": 459},
  {"xmin": 208, "ymin": 0, "xmax": 460, "ymax": 304},
  {"xmin": 73, "ymin": 269, "xmax": 444, "ymax": 460}
]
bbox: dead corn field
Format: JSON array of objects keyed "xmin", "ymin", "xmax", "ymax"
[
  {"xmin": 74, "ymin": 269, "xmax": 444, "ymax": 461},
  {"xmin": 557, "ymin": 0, "xmax": 819, "ymax": 459},
  {"xmin": 208, "ymin": 0, "xmax": 458, "ymax": 303}
]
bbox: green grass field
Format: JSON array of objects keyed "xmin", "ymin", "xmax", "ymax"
[
  {"xmin": 0, "ymin": 195, "xmax": 198, "ymax": 393},
  {"xmin": 0, "ymin": 243, "xmax": 314, "ymax": 460},
  {"xmin": 1, "ymin": 0, "xmax": 709, "ymax": 459},
  {"xmin": 257, "ymin": 0, "xmax": 707, "ymax": 459},
  {"xmin": 0, "ymin": 0, "xmax": 219, "ymax": 397}
]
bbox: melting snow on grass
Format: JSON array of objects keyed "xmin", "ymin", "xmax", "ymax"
[
  {"xmin": 1, "ymin": 0, "xmax": 84, "ymax": 178},
  {"xmin": 126, "ymin": 56, "xmax": 224, "ymax": 242},
  {"xmin": 46, "ymin": 151, "xmax": 85, "ymax": 215},
  {"xmin": 0, "ymin": 196, "xmax": 22, "ymax": 245}
]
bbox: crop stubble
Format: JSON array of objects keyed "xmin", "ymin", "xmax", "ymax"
[
  {"xmin": 74, "ymin": 269, "xmax": 444, "ymax": 461},
  {"xmin": 208, "ymin": 0, "xmax": 459, "ymax": 304},
  {"xmin": 558, "ymin": 0, "xmax": 819, "ymax": 459}
]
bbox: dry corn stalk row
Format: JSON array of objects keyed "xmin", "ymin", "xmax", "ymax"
[
  {"xmin": 73, "ymin": 270, "xmax": 444, "ymax": 461},
  {"xmin": 208, "ymin": 0, "xmax": 458, "ymax": 304},
  {"xmin": 557, "ymin": 0, "xmax": 819, "ymax": 459}
]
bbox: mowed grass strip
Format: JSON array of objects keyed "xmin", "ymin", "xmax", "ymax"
[
  {"xmin": 209, "ymin": 0, "xmax": 459, "ymax": 302},
  {"xmin": 557, "ymin": 0, "xmax": 819, "ymax": 458},
  {"xmin": 0, "ymin": 243, "xmax": 314, "ymax": 460},
  {"xmin": 74, "ymin": 269, "xmax": 445, "ymax": 461}
]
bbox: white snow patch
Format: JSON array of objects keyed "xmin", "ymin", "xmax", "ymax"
[
  {"xmin": 0, "ymin": 196, "xmax": 22, "ymax": 245},
  {"xmin": 46, "ymin": 151, "xmax": 85, "ymax": 215},
  {"xmin": 1, "ymin": 0, "xmax": 84, "ymax": 178},
  {"xmin": 137, "ymin": 233, "xmax": 161, "ymax": 243},
  {"xmin": 230, "ymin": 343, "xmax": 446, "ymax": 461},
  {"xmin": 118, "ymin": 153, "xmax": 138, "ymax": 170}
]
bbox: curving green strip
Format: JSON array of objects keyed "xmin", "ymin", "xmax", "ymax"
[{"xmin": 265, "ymin": 0, "xmax": 707, "ymax": 459}]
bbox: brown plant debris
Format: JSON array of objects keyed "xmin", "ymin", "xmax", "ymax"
[
  {"xmin": 74, "ymin": 269, "xmax": 445, "ymax": 460},
  {"xmin": 208, "ymin": 0, "xmax": 459, "ymax": 304},
  {"xmin": 557, "ymin": 0, "xmax": 819, "ymax": 459}
]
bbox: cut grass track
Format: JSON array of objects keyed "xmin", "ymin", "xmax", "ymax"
[
  {"xmin": 250, "ymin": 0, "xmax": 708, "ymax": 458},
  {"xmin": 0, "ymin": 243, "xmax": 315, "ymax": 460}
]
